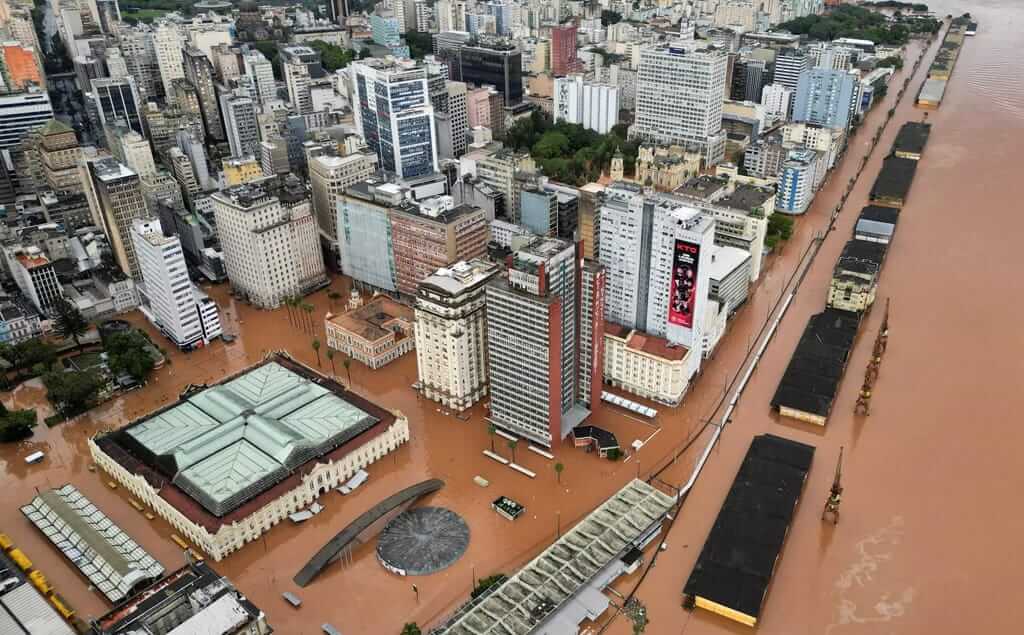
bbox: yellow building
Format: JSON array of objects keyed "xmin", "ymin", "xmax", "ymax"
[
  {"xmin": 222, "ymin": 155, "xmax": 263, "ymax": 186},
  {"xmin": 634, "ymin": 144, "xmax": 702, "ymax": 191}
]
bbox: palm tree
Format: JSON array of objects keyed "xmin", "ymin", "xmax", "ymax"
[
  {"xmin": 507, "ymin": 438, "xmax": 518, "ymax": 464},
  {"xmin": 328, "ymin": 291, "xmax": 342, "ymax": 311},
  {"xmin": 302, "ymin": 303, "xmax": 315, "ymax": 333},
  {"xmin": 342, "ymin": 357, "xmax": 352, "ymax": 384},
  {"xmin": 487, "ymin": 424, "xmax": 497, "ymax": 453},
  {"xmin": 554, "ymin": 462, "xmax": 564, "ymax": 484},
  {"xmin": 312, "ymin": 338, "xmax": 321, "ymax": 367},
  {"xmin": 326, "ymin": 348, "xmax": 336, "ymax": 375}
]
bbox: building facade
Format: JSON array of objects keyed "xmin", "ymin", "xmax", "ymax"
[
  {"xmin": 553, "ymin": 75, "xmax": 619, "ymax": 134},
  {"xmin": 325, "ymin": 295, "xmax": 415, "ymax": 369},
  {"xmin": 82, "ymin": 157, "xmax": 149, "ymax": 280},
  {"xmin": 603, "ymin": 323, "xmax": 692, "ymax": 406},
  {"xmin": 792, "ymin": 67, "xmax": 860, "ymax": 130},
  {"xmin": 309, "ymin": 151, "xmax": 378, "ymax": 265}
]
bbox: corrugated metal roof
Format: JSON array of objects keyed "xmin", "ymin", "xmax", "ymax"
[{"xmin": 0, "ymin": 583, "xmax": 76, "ymax": 635}]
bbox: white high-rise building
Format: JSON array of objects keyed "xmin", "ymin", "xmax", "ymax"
[
  {"xmin": 219, "ymin": 88, "xmax": 261, "ymax": 158},
  {"xmin": 597, "ymin": 182, "xmax": 715, "ymax": 364},
  {"xmin": 131, "ymin": 219, "xmax": 222, "ymax": 349},
  {"xmin": 633, "ymin": 44, "xmax": 728, "ymax": 166},
  {"xmin": 212, "ymin": 179, "xmax": 326, "ymax": 308},
  {"xmin": 308, "ymin": 151, "xmax": 379, "ymax": 263},
  {"xmin": 553, "ymin": 75, "xmax": 620, "ymax": 134},
  {"xmin": 761, "ymin": 83, "xmax": 792, "ymax": 121},
  {"xmin": 351, "ymin": 58, "xmax": 438, "ymax": 179},
  {"xmin": 436, "ymin": 0, "xmax": 466, "ymax": 33},
  {"xmin": 112, "ymin": 130, "xmax": 156, "ymax": 178},
  {"xmin": 154, "ymin": 22, "xmax": 185, "ymax": 105},
  {"xmin": 414, "ymin": 259, "xmax": 499, "ymax": 411},
  {"xmin": 281, "ymin": 45, "xmax": 322, "ymax": 114},
  {"xmin": 242, "ymin": 48, "xmax": 277, "ymax": 105},
  {"xmin": 0, "ymin": 88, "xmax": 53, "ymax": 151}
]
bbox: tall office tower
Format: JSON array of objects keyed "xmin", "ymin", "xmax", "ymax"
[
  {"xmin": 81, "ymin": 157, "xmax": 148, "ymax": 280},
  {"xmin": 458, "ymin": 38, "xmax": 523, "ymax": 104},
  {"xmin": 105, "ymin": 47, "xmax": 130, "ymax": 79},
  {"xmin": 112, "ymin": 130, "xmax": 157, "ymax": 178},
  {"xmin": 597, "ymin": 183, "xmax": 714, "ymax": 358},
  {"xmin": 483, "ymin": 0, "xmax": 512, "ymax": 35},
  {"xmin": 775, "ymin": 148, "xmax": 816, "ymax": 214},
  {"xmin": 308, "ymin": 151, "xmax": 378, "ymax": 266},
  {"xmin": 475, "ymin": 149, "xmax": 530, "ymax": 219},
  {"xmin": 553, "ymin": 75, "xmax": 619, "ymax": 134},
  {"xmin": 95, "ymin": 0, "xmax": 120, "ymax": 34},
  {"xmin": 241, "ymin": 47, "xmax": 277, "ymax": 106},
  {"xmin": 154, "ymin": 22, "xmax": 185, "ymax": 103},
  {"xmin": 212, "ymin": 179, "xmax": 326, "ymax": 308},
  {"xmin": 219, "ymin": 88, "xmax": 260, "ymax": 158},
  {"xmin": 351, "ymin": 59, "xmax": 438, "ymax": 179},
  {"xmin": 25, "ymin": 120, "xmax": 82, "ymax": 194},
  {"xmin": 633, "ymin": 44, "xmax": 728, "ymax": 166},
  {"xmin": 485, "ymin": 237, "xmax": 600, "ymax": 447},
  {"xmin": 414, "ymin": 0, "xmax": 433, "ymax": 32},
  {"xmin": 0, "ymin": 89, "xmax": 53, "ymax": 152},
  {"xmin": 168, "ymin": 147, "xmax": 200, "ymax": 198},
  {"xmin": 170, "ymin": 78, "xmax": 202, "ymax": 121},
  {"xmin": 415, "ymin": 259, "xmax": 499, "ymax": 410},
  {"xmin": 436, "ymin": 1, "xmax": 467, "ymax": 33},
  {"xmin": 550, "ymin": 23, "xmax": 581, "ymax": 76},
  {"xmin": 760, "ymin": 83, "xmax": 791, "ymax": 120},
  {"xmin": 326, "ymin": 0, "xmax": 349, "ymax": 24},
  {"xmin": 337, "ymin": 179, "xmax": 400, "ymax": 293},
  {"xmin": 808, "ymin": 43, "xmax": 855, "ymax": 71},
  {"xmin": 90, "ymin": 76, "xmax": 147, "ymax": 137},
  {"xmin": 144, "ymin": 103, "xmax": 204, "ymax": 159},
  {"xmin": 281, "ymin": 45, "xmax": 324, "ymax": 115},
  {"xmin": 131, "ymin": 218, "xmax": 221, "ymax": 348},
  {"xmin": 577, "ymin": 260, "xmax": 605, "ymax": 408},
  {"xmin": 792, "ymin": 68, "xmax": 860, "ymax": 131},
  {"xmin": 183, "ymin": 46, "xmax": 225, "ymax": 142},
  {"xmin": 3, "ymin": 245, "xmax": 64, "ymax": 315},
  {"xmin": 389, "ymin": 195, "xmax": 489, "ymax": 296},
  {"xmin": 730, "ymin": 58, "xmax": 767, "ymax": 103},
  {"xmin": 176, "ymin": 130, "xmax": 212, "ymax": 190},
  {"xmin": 118, "ymin": 26, "xmax": 162, "ymax": 102},
  {"xmin": 0, "ymin": 41, "xmax": 44, "ymax": 91},
  {"xmin": 772, "ymin": 47, "xmax": 807, "ymax": 104},
  {"xmin": 209, "ymin": 43, "xmax": 240, "ymax": 82},
  {"xmin": 435, "ymin": 80, "xmax": 468, "ymax": 159}
]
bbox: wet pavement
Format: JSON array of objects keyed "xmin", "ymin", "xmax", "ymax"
[{"xmin": 3, "ymin": 4, "xmax": 1020, "ymax": 633}]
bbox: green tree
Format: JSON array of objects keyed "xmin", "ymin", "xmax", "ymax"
[
  {"xmin": 53, "ymin": 298, "xmax": 89, "ymax": 348},
  {"xmin": 106, "ymin": 331, "xmax": 156, "ymax": 382},
  {"xmin": 554, "ymin": 462, "xmax": 564, "ymax": 483},
  {"xmin": 342, "ymin": 357, "xmax": 352, "ymax": 384},
  {"xmin": 312, "ymin": 338, "xmax": 322, "ymax": 367},
  {"xmin": 308, "ymin": 40, "xmax": 356, "ymax": 71},
  {"xmin": 43, "ymin": 369, "xmax": 104, "ymax": 416},
  {"xmin": 5, "ymin": 339, "xmax": 57, "ymax": 378},
  {"xmin": 507, "ymin": 438, "xmax": 518, "ymax": 464},
  {"xmin": 405, "ymin": 31, "xmax": 434, "ymax": 59},
  {"xmin": 0, "ymin": 407, "xmax": 38, "ymax": 442},
  {"xmin": 532, "ymin": 132, "xmax": 571, "ymax": 160},
  {"xmin": 302, "ymin": 303, "xmax": 315, "ymax": 333},
  {"xmin": 400, "ymin": 624, "xmax": 421, "ymax": 635},
  {"xmin": 487, "ymin": 423, "xmax": 497, "ymax": 452},
  {"xmin": 326, "ymin": 348, "xmax": 336, "ymax": 375},
  {"xmin": 328, "ymin": 291, "xmax": 342, "ymax": 311}
]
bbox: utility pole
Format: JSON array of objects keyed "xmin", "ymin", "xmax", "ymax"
[{"xmin": 822, "ymin": 446, "xmax": 844, "ymax": 525}]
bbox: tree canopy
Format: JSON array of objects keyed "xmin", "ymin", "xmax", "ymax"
[
  {"xmin": 43, "ymin": 369, "xmax": 104, "ymax": 416},
  {"xmin": 601, "ymin": 10, "xmax": 623, "ymax": 26},
  {"xmin": 105, "ymin": 331, "xmax": 156, "ymax": 382},
  {"xmin": 0, "ymin": 406, "xmax": 37, "ymax": 443},
  {"xmin": 405, "ymin": 31, "xmax": 434, "ymax": 60},
  {"xmin": 308, "ymin": 40, "xmax": 357, "ymax": 72},
  {"xmin": 0, "ymin": 339, "xmax": 57, "ymax": 378},
  {"xmin": 780, "ymin": 4, "xmax": 940, "ymax": 45},
  {"xmin": 53, "ymin": 298, "xmax": 89, "ymax": 346}
]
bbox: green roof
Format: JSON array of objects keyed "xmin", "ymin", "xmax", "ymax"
[
  {"xmin": 126, "ymin": 362, "xmax": 378, "ymax": 516},
  {"xmin": 38, "ymin": 119, "xmax": 73, "ymax": 136}
]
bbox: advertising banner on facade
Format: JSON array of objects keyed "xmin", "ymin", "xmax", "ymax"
[{"xmin": 668, "ymin": 239, "xmax": 699, "ymax": 328}]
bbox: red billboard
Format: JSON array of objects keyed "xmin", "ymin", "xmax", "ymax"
[{"xmin": 668, "ymin": 239, "xmax": 699, "ymax": 328}]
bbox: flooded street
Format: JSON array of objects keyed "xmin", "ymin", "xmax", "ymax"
[
  {"xmin": 2, "ymin": 3, "xmax": 1021, "ymax": 633},
  {"xmin": 601, "ymin": 2, "xmax": 1024, "ymax": 634}
]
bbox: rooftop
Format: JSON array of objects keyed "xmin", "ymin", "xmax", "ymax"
[
  {"xmin": 718, "ymin": 184, "xmax": 774, "ymax": 213},
  {"xmin": 327, "ymin": 295, "xmax": 414, "ymax": 343},
  {"xmin": 675, "ymin": 175, "xmax": 729, "ymax": 201},
  {"xmin": 892, "ymin": 121, "xmax": 931, "ymax": 156},
  {"xmin": 0, "ymin": 548, "xmax": 76, "ymax": 635},
  {"xmin": 96, "ymin": 354, "xmax": 395, "ymax": 528},
  {"xmin": 604, "ymin": 322, "xmax": 689, "ymax": 362},
  {"xmin": 91, "ymin": 157, "xmax": 137, "ymax": 183},
  {"xmin": 419, "ymin": 259, "xmax": 500, "ymax": 297},
  {"xmin": 709, "ymin": 245, "xmax": 752, "ymax": 281},
  {"xmin": 870, "ymin": 155, "xmax": 918, "ymax": 203}
]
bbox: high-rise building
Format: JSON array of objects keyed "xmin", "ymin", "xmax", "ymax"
[
  {"xmin": 760, "ymin": 83, "xmax": 792, "ymax": 120},
  {"xmin": 154, "ymin": 22, "xmax": 185, "ymax": 104},
  {"xmin": 792, "ymin": 67, "xmax": 860, "ymax": 130},
  {"xmin": 775, "ymin": 148, "xmax": 817, "ymax": 214},
  {"xmin": 414, "ymin": 258, "xmax": 499, "ymax": 410},
  {"xmin": 389, "ymin": 195, "xmax": 489, "ymax": 296},
  {"xmin": 485, "ymin": 237, "xmax": 601, "ymax": 447},
  {"xmin": 241, "ymin": 47, "xmax": 277, "ymax": 105},
  {"xmin": 117, "ymin": 26, "xmax": 163, "ymax": 102},
  {"xmin": 91, "ymin": 76, "xmax": 147, "ymax": 138},
  {"xmin": 3, "ymin": 246, "xmax": 63, "ymax": 315},
  {"xmin": 553, "ymin": 75, "xmax": 619, "ymax": 134},
  {"xmin": 597, "ymin": 182, "xmax": 715, "ymax": 357},
  {"xmin": 281, "ymin": 45, "xmax": 324, "ymax": 114},
  {"xmin": 219, "ymin": 87, "xmax": 260, "ymax": 158},
  {"xmin": 351, "ymin": 59, "xmax": 438, "ymax": 179},
  {"xmin": 550, "ymin": 23, "xmax": 581, "ymax": 76},
  {"xmin": 131, "ymin": 219, "xmax": 222, "ymax": 349},
  {"xmin": 772, "ymin": 47, "xmax": 807, "ymax": 108},
  {"xmin": 168, "ymin": 146, "xmax": 200, "ymax": 199},
  {"xmin": 111, "ymin": 130, "xmax": 157, "ymax": 178},
  {"xmin": 458, "ymin": 39, "xmax": 522, "ymax": 104},
  {"xmin": 436, "ymin": 1, "xmax": 467, "ymax": 33},
  {"xmin": 633, "ymin": 44, "xmax": 728, "ymax": 166},
  {"xmin": 475, "ymin": 149, "xmax": 531, "ymax": 219},
  {"xmin": 308, "ymin": 150, "xmax": 378, "ymax": 264},
  {"xmin": 183, "ymin": 46, "xmax": 225, "ymax": 141},
  {"xmin": 24, "ymin": 119, "xmax": 82, "ymax": 194},
  {"xmin": 338, "ymin": 179, "xmax": 401, "ymax": 293},
  {"xmin": 222, "ymin": 155, "xmax": 263, "ymax": 186},
  {"xmin": 1, "ymin": 41, "xmax": 43, "ymax": 91},
  {"xmin": 435, "ymin": 80, "xmax": 468, "ymax": 159},
  {"xmin": 0, "ymin": 89, "xmax": 52, "ymax": 152},
  {"xmin": 81, "ymin": 157, "xmax": 149, "ymax": 280},
  {"xmin": 730, "ymin": 57, "xmax": 767, "ymax": 103},
  {"xmin": 212, "ymin": 178, "xmax": 326, "ymax": 308}
]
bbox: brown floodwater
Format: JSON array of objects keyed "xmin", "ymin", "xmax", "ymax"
[
  {"xmin": 598, "ymin": 3, "xmax": 1024, "ymax": 634},
  {"xmin": 3, "ymin": 5, "xmax": 1021, "ymax": 633}
]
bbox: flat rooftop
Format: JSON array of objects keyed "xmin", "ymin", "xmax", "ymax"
[
  {"xmin": 718, "ymin": 184, "xmax": 774, "ymax": 213},
  {"xmin": 604, "ymin": 322, "xmax": 690, "ymax": 363},
  {"xmin": 675, "ymin": 175, "xmax": 729, "ymax": 201},
  {"xmin": 437, "ymin": 479, "xmax": 674, "ymax": 634},
  {"xmin": 0, "ymin": 548, "xmax": 76, "ymax": 635},
  {"xmin": 870, "ymin": 156, "xmax": 918, "ymax": 202},
  {"xmin": 419, "ymin": 259, "xmax": 500, "ymax": 297},
  {"xmin": 327, "ymin": 295, "xmax": 413, "ymax": 343},
  {"xmin": 95, "ymin": 354, "xmax": 395, "ymax": 530},
  {"xmin": 893, "ymin": 121, "xmax": 931, "ymax": 155}
]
